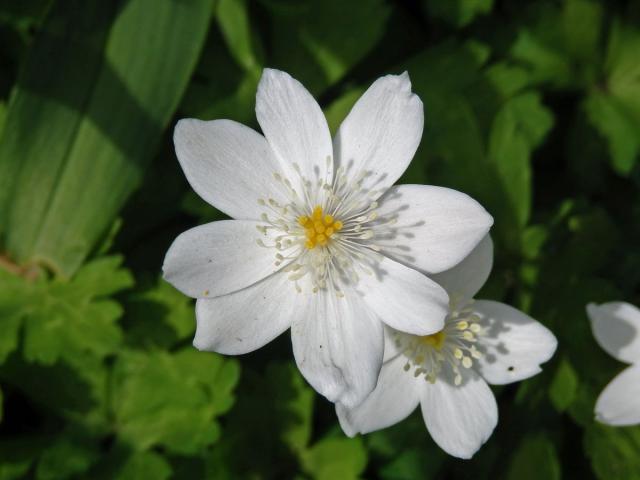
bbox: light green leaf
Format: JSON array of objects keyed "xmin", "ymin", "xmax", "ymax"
[
  {"xmin": 423, "ymin": 0, "xmax": 493, "ymax": 27},
  {"xmin": 0, "ymin": 0, "xmax": 213, "ymax": 277},
  {"xmin": 507, "ymin": 435, "xmax": 561, "ymax": 480},
  {"xmin": 301, "ymin": 437, "xmax": 367, "ymax": 480},
  {"xmin": 324, "ymin": 88, "xmax": 364, "ymax": 136},
  {"xmin": 112, "ymin": 349, "xmax": 240, "ymax": 455},
  {"xmin": 115, "ymin": 451, "xmax": 172, "ymax": 480},
  {"xmin": 548, "ymin": 358, "xmax": 579, "ymax": 412}
]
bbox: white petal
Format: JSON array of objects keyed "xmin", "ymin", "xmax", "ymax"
[
  {"xmin": 357, "ymin": 256, "xmax": 449, "ymax": 336},
  {"xmin": 174, "ymin": 119, "xmax": 288, "ymax": 220},
  {"xmin": 420, "ymin": 369, "xmax": 498, "ymax": 459},
  {"xmin": 473, "ymin": 300, "xmax": 557, "ymax": 385},
  {"xmin": 595, "ymin": 365, "xmax": 640, "ymax": 426},
  {"xmin": 336, "ymin": 355, "xmax": 420, "ymax": 436},
  {"xmin": 194, "ymin": 271, "xmax": 299, "ymax": 355},
  {"xmin": 333, "ymin": 72, "xmax": 423, "ymax": 199},
  {"xmin": 256, "ymin": 68, "xmax": 333, "ymax": 202},
  {"xmin": 430, "ymin": 235, "xmax": 494, "ymax": 300},
  {"xmin": 375, "ymin": 185, "xmax": 493, "ymax": 274},
  {"xmin": 587, "ymin": 302, "xmax": 640, "ymax": 364},
  {"xmin": 162, "ymin": 220, "xmax": 281, "ymax": 298},
  {"xmin": 291, "ymin": 289, "xmax": 384, "ymax": 408}
]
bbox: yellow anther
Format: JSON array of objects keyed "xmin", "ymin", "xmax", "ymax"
[
  {"xmin": 419, "ymin": 330, "xmax": 446, "ymax": 350},
  {"xmin": 456, "ymin": 321, "xmax": 469, "ymax": 330},
  {"xmin": 298, "ymin": 205, "xmax": 343, "ymax": 249}
]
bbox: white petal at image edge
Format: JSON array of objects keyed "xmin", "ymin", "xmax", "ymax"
[
  {"xmin": 291, "ymin": 289, "xmax": 384, "ymax": 408},
  {"xmin": 375, "ymin": 185, "xmax": 493, "ymax": 274},
  {"xmin": 595, "ymin": 364, "xmax": 640, "ymax": 426},
  {"xmin": 588, "ymin": 302, "xmax": 640, "ymax": 364}
]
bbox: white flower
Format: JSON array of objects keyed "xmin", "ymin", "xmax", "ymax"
[
  {"xmin": 587, "ymin": 302, "xmax": 640, "ymax": 426},
  {"xmin": 336, "ymin": 236, "xmax": 557, "ymax": 458},
  {"xmin": 162, "ymin": 68, "xmax": 493, "ymax": 407}
]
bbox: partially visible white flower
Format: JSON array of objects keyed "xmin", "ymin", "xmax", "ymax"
[
  {"xmin": 587, "ymin": 302, "xmax": 640, "ymax": 426},
  {"xmin": 336, "ymin": 236, "xmax": 557, "ymax": 459},
  {"xmin": 163, "ymin": 68, "xmax": 493, "ymax": 408}
]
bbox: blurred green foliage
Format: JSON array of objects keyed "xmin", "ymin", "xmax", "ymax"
[{"xmin": 0, "ymin": 0, "xmax": 639, "ymax": 478}]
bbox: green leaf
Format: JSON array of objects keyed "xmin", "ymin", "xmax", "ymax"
[
  {"xmin": 0, "ymin": 0, "xmax": 213, "ymax": 276},
  {"xmin": 585, "ymin": 424, "xmax": 640, "ymax": 480},
  {"xmin": 324, "ymin": 88, "xmax": 365, "ymax": 135},
  {"xmin": 115, "ymin": 451, "xmax": 172, "ymax": 480},
  {"xmin": 507, "ymin": 435, "xmax": 561, "ymax": 480},
  {"xmin": 488, "ymin": 92, "xmax": 553, "ymax": 228},
  {"xmin": 112, "ymin": 349, "xmax": 239, "ymax": 455},
  {"xmin": 216, "ymin": 0, "xmax": 261, "ymax": 72},
  {"xmin": 36, "ymin": 430, "xmax": 99, "ymax": 480},
  {"xmin": 548, "ymin": 358, "xmax": 579, "ymax": 412},
  {"xmin": 124, "ymin": 280, "xmax": 195, "ymax": 350},
  {"xmin": 423, "ymin": 0, "xmax": 493, "ymax": 27},
  {"xmin": 269, "ymin": 0, "xmax": 390, "ymax": 94},
  {"xmin": 300, "ymin": 436, "xmax": 367, "ymax": 480}
]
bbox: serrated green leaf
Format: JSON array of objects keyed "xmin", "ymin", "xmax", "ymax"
[
  {"xmin": 301, "ymin": 437, "xmax": 367, "ymax": 480},
  {"xmin": 124, "ymin": 280, "xmax": 195, "ymax": 350},
  {"xmin": 585, "ymin": 424, "xmax": 640, "ymax": 480},
  {"xmin": 112, "ymin": 349, "xmax": 239, "ymax": 455},
  {"xmin": 548, "ymin": 358, "xmax": 579, "ymax": 412},
  {"xmin": 507, "ymin": 435, "xmax": 561, "ymax": 480},
  {"xmin": 0, "ymin": 0, "xmax": 213, "ymax": 276},
  {"xmin": 424, "ymin": 0, "xmax": 493, "ymax": 27}
]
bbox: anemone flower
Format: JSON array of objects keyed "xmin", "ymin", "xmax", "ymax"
[
  {"xmin": 337, "ymin": 236, "xmax": 557, "ymax": 457},
  {"xmin": 163, "ymin": 68, "xmax": 493, "ymax": 407}
]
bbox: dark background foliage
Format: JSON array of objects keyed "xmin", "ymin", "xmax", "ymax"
[{"xmin": 0, "ymin": 0, "xmax": 640, "ymax": 478}]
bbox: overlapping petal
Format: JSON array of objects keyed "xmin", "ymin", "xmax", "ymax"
[
  {"xmin": 587, "ymin": 302, "xmax": 640, "ymax": 364},
  {"xmin": 291, "ymin": 287, "xmax": 384, "ymax": 408},
  {"xmin": 162, "ymin": 220, "xmax": 283, "ymax": 299},
  {"xmin": 333, "ymin": 72, "xmax": 423, "ymax": 200},
  {"xmin": 473, "ymin": 300, "xmax": 557, "ymax": 385},
  {"xmin": 375, "ymin": 185, "xmax": 493, "ymax": 274},
  {"xmin": 430, "ymin": 235, "xmax": 493, "ymax": 301},
  {"xmin": 336, "ymin": 354, "xmax": 420, "ymax": 436},
  {"xmin": 357, "ymin": 256, "xmax": 449, "ymax": 336},
  {"xmin": 174, "ymin": 119, "xmax": 287, "ymax": 220},
  {"xmin": 420, "ymin": 369, "xmax": 498, "ymax": 459}
]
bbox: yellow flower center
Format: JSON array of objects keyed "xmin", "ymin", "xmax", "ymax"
[
  {"xmin": 298, "ymin": 205, "xmax": 343, "ymax": 249},
  {"xmin": 419, "ymin": 330, "xmax": 446, "ymax": 350}
]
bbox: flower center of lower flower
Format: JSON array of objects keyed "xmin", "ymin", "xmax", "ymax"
[
  {"xmin": 395, "ymin": 297, "xmax": 485, "ymax": 386},
  {"xmin": 298, "ymin": 205, "xmax": 343, "ymax": 249}
]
